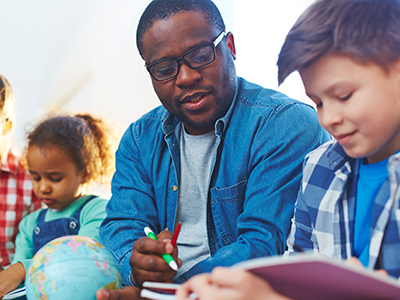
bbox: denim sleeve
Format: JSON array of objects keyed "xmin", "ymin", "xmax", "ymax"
[
  {"xmin": 99, "ymin": 125, "xmax": 159, "ymax": 286},
  {"xmin": 176, "ymin": 103, "xmax": 331, "ymax": 282}
]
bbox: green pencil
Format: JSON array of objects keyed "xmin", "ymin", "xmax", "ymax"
[{"xmin": 144, "ymin": 227, "xmax": 178, "ymax": 271}]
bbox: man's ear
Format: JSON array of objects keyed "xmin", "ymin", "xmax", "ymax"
[
  {"xmin": 225, "ymin": 32, "xmax": 236, "ymax": 60},
  {"xmin": 3, "ymin": 119, "xmax": 12, "ymax": 135}
]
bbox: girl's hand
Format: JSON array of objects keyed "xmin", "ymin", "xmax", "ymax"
[
  {"xmin": 176, "ymin": 267, "xmax": 293, "ymax": 300},
  {"xmin": 0, "ymin": 262, "xmax": 26, "ymax": 297},
  {"xmin": 96, "ymin": 286, "xmax": 144, "ymax": 300}
]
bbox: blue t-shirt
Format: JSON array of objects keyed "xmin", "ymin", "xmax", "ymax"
[{"xmin": 354, "ymin": 158, "xmax": 389, "ymax": 266}]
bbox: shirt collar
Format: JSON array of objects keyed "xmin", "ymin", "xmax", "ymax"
[{"xmin": 0, "ymin": 149, "xmax": 18, "ymax": 175}]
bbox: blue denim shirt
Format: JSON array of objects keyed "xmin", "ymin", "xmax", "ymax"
[{"xmin": 100, "ymin": 77, "xmax": 330, "ymax": 285}]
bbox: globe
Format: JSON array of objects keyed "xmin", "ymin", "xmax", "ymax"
[{"xmin": 25, "ymin": 235, "xmax": 122, "ymax": 300}]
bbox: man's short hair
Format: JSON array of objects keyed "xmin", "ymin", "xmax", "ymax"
[
  {"xmin": 136, "ymin": 0, "xmax": 225, "ymax": 58},
  {"xmin": 277, "ymin": 0, "xmax": 400, "ymax": 85}
]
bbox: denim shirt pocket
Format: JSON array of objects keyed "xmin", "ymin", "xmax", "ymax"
[{"xmin": 209, "ymin": 180, "xmax": 247, "ymax": 247}]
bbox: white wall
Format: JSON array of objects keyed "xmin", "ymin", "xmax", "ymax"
[{"xmin": 0, "ymin": 0, "xmax": 313, "ymax": 152}]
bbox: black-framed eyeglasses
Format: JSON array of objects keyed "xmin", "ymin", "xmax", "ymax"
[{"xmin": 145, "ymin": 31, "xmax": 226, "ymax": 81}]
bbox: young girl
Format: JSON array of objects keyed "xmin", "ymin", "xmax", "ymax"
[{"xmin": 0, "ymin": 113, "xmax": 116, "ymax": 297}]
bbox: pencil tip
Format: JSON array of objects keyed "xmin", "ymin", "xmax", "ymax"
[{"xmin": 169, "ymin": 261, "xmax": 178, "ymax": 271}]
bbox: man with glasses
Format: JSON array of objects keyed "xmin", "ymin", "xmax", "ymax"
[{"xmin": 98, "ymin": 0, "xmax": 330, "ymax": 299}]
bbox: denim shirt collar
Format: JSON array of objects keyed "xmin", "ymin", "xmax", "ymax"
[{"xmin": 160, "ymin": 77, "xmax": 240, "ymax": 137}]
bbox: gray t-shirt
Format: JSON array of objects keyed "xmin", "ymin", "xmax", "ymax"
[{"xmin": 175, "ymin": 126, "xmax": 215, "ymax": 278}]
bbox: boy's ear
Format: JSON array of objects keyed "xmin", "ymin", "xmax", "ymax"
[
  {"xmin": 391, "ymin": 57, "xmax": 400, "ymax": 73},
  {"xmin": 392, "ymin": 58, "xmax": 400, "ymax": 85},
  {"xmin": 3, "ymin": 119, "xmax": 12, "ymax": 135}
]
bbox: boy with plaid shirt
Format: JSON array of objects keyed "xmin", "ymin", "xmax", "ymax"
[
  {"xmin": 280, "ymin": 0, "xmax": 400, "ymax": 277},
  {"xmin": 0, "ymin": 74, "xmax": 41, "ymax": 267},
  {"xmin": 175, "ymin": 1, "xmax": 400, "ymax": 299}
]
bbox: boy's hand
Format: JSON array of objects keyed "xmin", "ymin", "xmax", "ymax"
[
  {"xmin": 129, "ymin": 229, "xmax": 182, "ymax": 287},
  {"xmin": 346, "ymin": 257, "xmax": 388, "ymax": 276}
]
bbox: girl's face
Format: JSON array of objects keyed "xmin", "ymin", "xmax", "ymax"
[{"xmin": 27, "ymin": 145, "xmax": 85, "ymax": 211}]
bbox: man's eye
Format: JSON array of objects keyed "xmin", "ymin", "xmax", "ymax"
[
  {"xmin": 189, "ymin": 46, "xmax": 213, "ymax": 64},
  {"xmin": 152, "ymin": 60, "xmax": 176, "ymax": 76},
  {"xmin": 157, "ymin": 67, "xmax": 175, "ymax": 76}
]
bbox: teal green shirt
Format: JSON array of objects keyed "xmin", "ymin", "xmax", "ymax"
[{"xmin": 12, "ymin": 195, "xmax": 108, "ymax": 270}]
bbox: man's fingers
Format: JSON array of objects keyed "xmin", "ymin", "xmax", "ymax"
[
  {"xmin": 130, "ymin": 235, "xmax": 179, "ymax": 286},
  {"xmin": 134, "ymin": 236, "xmax": 172, "ymax": 255},
  {"xmin": 131, "ymin": 250, "xmax": 172, "ymax": 272},
  {"xmin": 157, "ymin": 229, "xmax": 173, "ymax": 241}
]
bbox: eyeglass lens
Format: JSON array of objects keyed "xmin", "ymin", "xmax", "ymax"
[{"xmin": 148, "ymin": 44, "xmax": 215, "ymax": 81}]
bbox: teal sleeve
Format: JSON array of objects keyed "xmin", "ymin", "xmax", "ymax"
[
  {"xmin": 78, "ymin": 197, "xmax": 108, "ymax": 242},
  {"xmin": 12, "ymin": 209, "xmax": 42, "ymax": 270}
]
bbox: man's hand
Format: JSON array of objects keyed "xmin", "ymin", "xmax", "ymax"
[
  {"xmin": 96, "ymin": 286, "xmax": 143, "ymax": 300},
  {"xmin": 130, "ymin": 229, "xmax": 182, "ymax": 287}
]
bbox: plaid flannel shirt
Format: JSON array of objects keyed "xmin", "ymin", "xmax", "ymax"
[
  {"xmin": 0, "ymin": 150, "xmax": 41, "ymax": 265},
  {"xmin": 287, "ymin": 140, "xmax": 400, "ymax": 278}
]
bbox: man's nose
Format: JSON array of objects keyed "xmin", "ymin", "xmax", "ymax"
[{"xmin": 175, "ymin": 62, "xmax": 202, "ymax": 88}]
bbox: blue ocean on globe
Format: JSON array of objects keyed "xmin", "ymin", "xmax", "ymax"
[{"xmin": 25, "ymin": 235, "xmax": 122, "ymax": 300}]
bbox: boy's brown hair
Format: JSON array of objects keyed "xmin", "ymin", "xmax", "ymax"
[{"xmin": 277, "ymin": 0, "xmax": 400, "ymax": 85}]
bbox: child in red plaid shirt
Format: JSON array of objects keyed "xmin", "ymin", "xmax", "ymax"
[{"xmin": 0, "ymin": 74, "xmax": 41, "ymax": 268}]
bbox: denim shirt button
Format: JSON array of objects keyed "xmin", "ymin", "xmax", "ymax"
[{"xmin": 172, "ymin": 185, "xmax": 178, "ymax": 192}]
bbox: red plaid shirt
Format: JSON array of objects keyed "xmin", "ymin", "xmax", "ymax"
[{"xmin": 0, "ymin": 150, "xmax": 41, "ymax": 265}]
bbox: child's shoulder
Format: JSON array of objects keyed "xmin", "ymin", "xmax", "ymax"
[
  {"xmin": 80, "ymin": 194, "xmax": 108, "ymax": 215},
  {"xmin": 302, "ymin": 139, "xmax": 355, "ymax": 183},
  {"xmin": 83, "ymin": 194, "xmax": 108, "ymax": 205},
  {"xmin": 304, "ymin": 139, "xmax": 350, "ymax": 167},
  {"xmin": 19, "ymin": 208, "xmax": 45, "ymax": 229}
]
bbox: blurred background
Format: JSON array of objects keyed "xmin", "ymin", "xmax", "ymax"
[{"xmin": 0, "ymin": 0, "xmax": 314, "ymax": 152}]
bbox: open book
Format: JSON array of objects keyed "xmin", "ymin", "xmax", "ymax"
[
  {"xmin": 141, "ymin": 253, "xmax": 400, "ymax": 300},
  {"xmin": 140, "ymin": 282, "xmax": 197, "ymax": 300},
  {"xmin": 234, "ymin": 254, "xmax": 400, "ymax": 300},
  {"xmin": 3, "ymin": 287, "xmax": 26, "ymax": 300}
]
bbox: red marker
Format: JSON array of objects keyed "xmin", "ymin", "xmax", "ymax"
[{"xmin": 171, "ymin": 222, "xmax": 181, "ymax": 247}]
